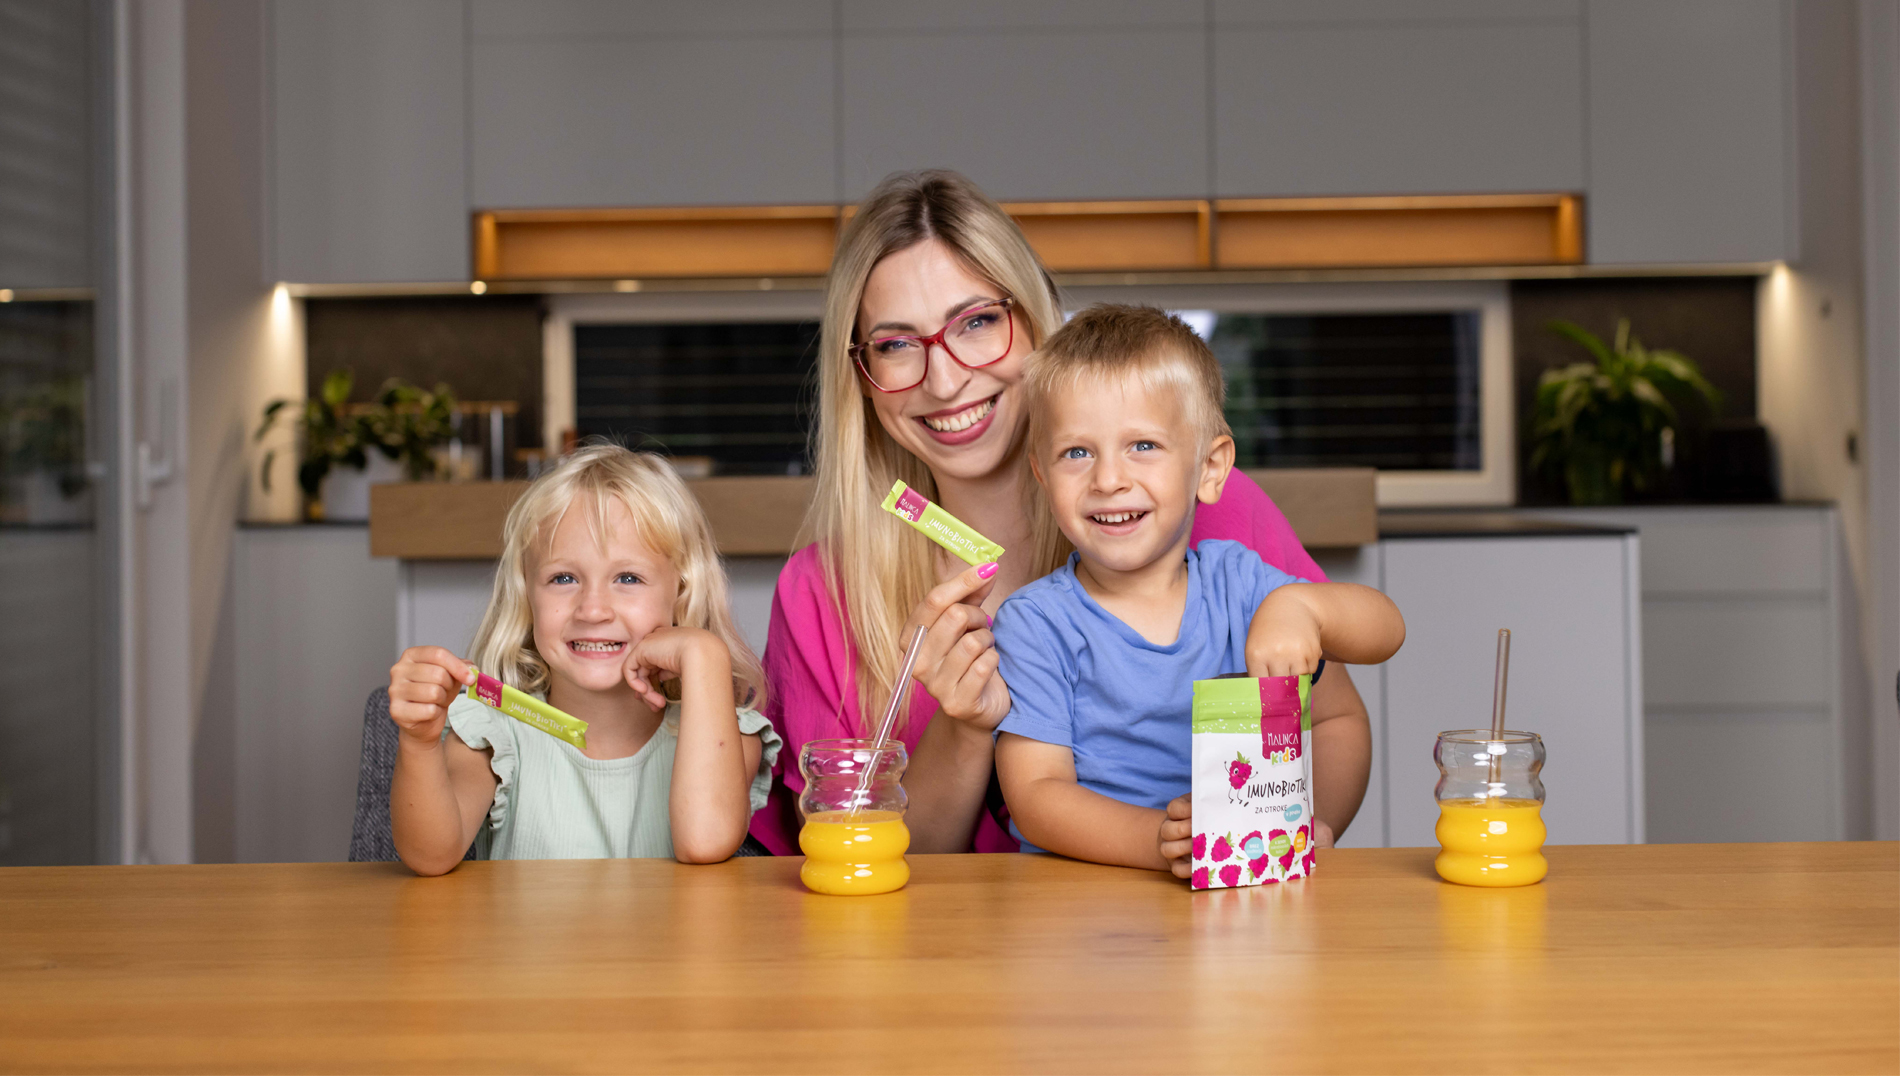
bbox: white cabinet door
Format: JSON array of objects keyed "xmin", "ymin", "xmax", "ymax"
[
  {"xmin": 1381, "ymin": 535, "xmax": 1642, "ymax": 847},
  {"xmin": 470, "ymin": 3, "xmax": 837, "ymax": 208},
  {"xmin": 269, "ymin": 0, "xmax": 468, "ymax": 283},
  {"xmin": 1213, "ymin": 4, "xmax": 1584, "ymax": 197},
  {"xmin": 1585, "ymin": 0, "xmax": 1791, "ymax": 264},
  {"xmin": 840, "ymin": 8, "xmax": 1209, "ymax": 201}
]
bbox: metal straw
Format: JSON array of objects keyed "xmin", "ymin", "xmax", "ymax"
[
  {"xmin": 1489, "ymin": 629, "xmax": 1511, "ymax": 793},
  {"xmin": 849, "ymin": 624, "xmax": 929, "ymax": 818}
]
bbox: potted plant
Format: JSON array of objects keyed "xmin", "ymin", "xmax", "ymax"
[
  {"xmin": 256, "ymin": 370, "xmax": 459, "ymax": 520},
  {"xmin": 1529, "ymin": 319, "xmax": 1722, "ymax": 506},
  {"xmin": 0, "ymin": 376, "xmax": 92, "ymax": 524}
]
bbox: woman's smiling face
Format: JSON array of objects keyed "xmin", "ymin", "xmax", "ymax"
[{"xmin": 856, "ymin": 238, "xmax": 1031, "ymax": 483}]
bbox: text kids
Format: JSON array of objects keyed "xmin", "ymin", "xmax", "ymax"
[
  {"xmin": 386, "ymin": 443, "xmax": 781, "ymax": 875},
  {"xmin": 991, "ymin": 305, "xmax": 1406, "ymax": 877}
]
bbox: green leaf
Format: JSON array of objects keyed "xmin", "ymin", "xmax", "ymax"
[{"xmin": 1547, "ymin": 320, "xmax": 1616, "ymax": 368}]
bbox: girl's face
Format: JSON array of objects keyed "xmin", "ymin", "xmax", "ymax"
[
  {"xmin": 529, "ymin": 496, "xmax": 680, "ymax": 697},
  {"xmin": 856, "ymin": 238, "xmax": 1032, "ymax": 484}
]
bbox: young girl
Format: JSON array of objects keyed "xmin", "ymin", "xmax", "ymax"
[{"xmin": 386, "ymin": 443, "xmax": 780, "ymax": 875}]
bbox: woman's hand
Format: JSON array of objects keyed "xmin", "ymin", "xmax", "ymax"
[
  {"xmin": 388, "ymin": 646, "xmax": 476, "ymax": 747},
  {"xmin": 1158, "ymin": 794, "xmax": 1194, "ymax": 878},
  {"xmin": 623, "ymin": 626, "xmax": 726, "ymax": 712},
  {"xmin": 907, "ymin": 561, "xmax": 1010, "ymax": 731}
]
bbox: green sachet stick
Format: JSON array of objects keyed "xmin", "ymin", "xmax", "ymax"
[
  {"xmin": 467, "ymin": 666, "xmax": 589, "ymax": 750},
  {"xmin": 880, "ymin": 480, "xmax": 1005, "ymax": 566}
]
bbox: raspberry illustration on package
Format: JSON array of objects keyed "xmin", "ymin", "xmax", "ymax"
[{"xmin": 1188, "ymin": 674, "xmax": 1314, "ymax": 891}]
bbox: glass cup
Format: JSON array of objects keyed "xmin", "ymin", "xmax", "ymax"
[
  {"xmin": 797, "ymin": 739, "xmax": 911, "ymax": 895},
  {"xmin": 1433, "ymin": 730, "xmax": 1547, "ymax": 887}
]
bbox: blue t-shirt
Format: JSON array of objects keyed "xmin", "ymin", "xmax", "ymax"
[{"xmin": 993, "ymin": 539, "xmax": 1308, "ymax": 851}]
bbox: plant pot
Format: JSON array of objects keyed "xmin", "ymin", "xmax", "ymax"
[
  {"xmin": 314, "ymin": 453, "xmax": 406, "ymax": 522},
  {"xmin": 5, "ymin": 470, "xmax": 92, "ymax": 525}
]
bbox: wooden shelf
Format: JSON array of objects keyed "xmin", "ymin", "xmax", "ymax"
[
  {"xmin": 470, "ymin": 195, "xmax": 1583, "ymax": 281},
  {"xmin": 368, "ymin": 469, "xmax": 1376, "ymax": 559},
  {"xmin": 1216, "ymin": 194, "xmax": 1583, "ymax": 269}
]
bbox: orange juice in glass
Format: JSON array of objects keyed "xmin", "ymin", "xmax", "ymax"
[
  {"xmin": 798, "ymin": 739, "xmax": 910, "ymax": 895},
  {"xmin": 1433, "ymin": 730, "xmax": 1547, "ymax": 887}
]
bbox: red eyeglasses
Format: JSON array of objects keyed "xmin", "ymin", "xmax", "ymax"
[{"xmin": 850, "ymin": 297, "xmax": 1016, "ymax": 393}]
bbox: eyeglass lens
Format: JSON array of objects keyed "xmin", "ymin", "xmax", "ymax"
[{"xmin": 861, "ymin": 302, "xmax": 1010, "ymax": 390}]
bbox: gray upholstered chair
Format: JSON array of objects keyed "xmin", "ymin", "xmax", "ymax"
[
  {"xmin": 349, "ymin": 688, "xmax": 478, "ymax": 863},
  {"xmin": 348, "ymin": 687, "xmax": 769, "ymax": 861}
]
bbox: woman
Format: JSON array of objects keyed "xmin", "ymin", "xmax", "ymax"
[{"xmin": 749, "ymin": 171, "xmax": 1370, "ymax": 855}]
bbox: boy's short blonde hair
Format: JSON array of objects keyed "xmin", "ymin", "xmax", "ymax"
[{"xmin": 1022, "ymin": 304, "xmax": 1233, "ymax": 453}]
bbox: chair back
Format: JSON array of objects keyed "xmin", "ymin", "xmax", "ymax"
[{"xmin": 350, "ymin": 688, "xmax": 477, "ymax": 863}]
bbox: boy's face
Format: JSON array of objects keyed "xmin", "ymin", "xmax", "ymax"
[
  {"xmin": 529, "ymin": 497, "xmax": 680, "ymax": 697},
  {"xmin": 1034, "ymin": 371, "xmax": 1234, "ymax": 577}
]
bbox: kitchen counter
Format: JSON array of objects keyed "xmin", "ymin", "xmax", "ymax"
[
  {"xmin": 1, "ymin": 843, "xmax": 1893, "ymax": 1073},
  {"xmin": 1378, "ymin": 509, "xmax": 1636, "ymax": 539},
  {"xmin": 366, "ymin": 467, "xmax": 1379, "ymax": 559}
]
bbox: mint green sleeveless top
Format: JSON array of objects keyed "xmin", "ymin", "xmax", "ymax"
[{"xmin": 446, "ymin": 694, "xmax": 780, "ymax": 860}]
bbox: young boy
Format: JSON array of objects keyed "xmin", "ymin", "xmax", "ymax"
[{"xmin": 992, "ymin": 305, "xmax": 1406, "ymax": 876}]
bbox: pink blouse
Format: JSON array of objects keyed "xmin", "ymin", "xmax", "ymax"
[{"xmin": 747, "ymin": 468, "xmax": 1328, "ymax": 855}]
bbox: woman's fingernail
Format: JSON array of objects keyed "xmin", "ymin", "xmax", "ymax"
[
  {"xmin": 977, "ymin": 561, "xmax": 999, "ymax": 579},
  {"xmin": 985, "ymin": 613, "xmax": 994, "ymax": 629}
]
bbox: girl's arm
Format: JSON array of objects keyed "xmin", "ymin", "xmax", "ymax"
[
  {"xmin": 995, "ymin": 733, "xmax": 1171, "ymax": 870},
  {"xmin": 388, "ymin": 647, "xmax": 500, "ymax": 876},
  {"xmin": 628, "ymin": 629, "xmax": 757, "ymax": 863}
]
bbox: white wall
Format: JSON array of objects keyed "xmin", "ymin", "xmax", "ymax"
[
  {"xmin": 1859, "ymin": 0, "xmax": 1900, "ymax": 841},
  {"xmin": 1757, "ymin": 0, "xmax": 1883, "ymax": 838}
]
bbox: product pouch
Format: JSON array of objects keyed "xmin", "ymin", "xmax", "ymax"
[{"xmin": 1189, "ymin": 674, "xmax": 1315, "ymax": 890}]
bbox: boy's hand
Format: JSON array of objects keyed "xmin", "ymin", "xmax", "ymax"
[
  {"xmin": 624, "ymin": 627, "xmax": 725, "ymax": 712},
  {"xmin": 1158, "ymin": 794, "xmax": 1194, "ymax": 878},
  {"xmin": 388, "ymin": 646, "xmax": 476, "ymax": 747},
  {"xmin": 1246, "ymin": 587, "xmax": 1325, "ymax": 678}
]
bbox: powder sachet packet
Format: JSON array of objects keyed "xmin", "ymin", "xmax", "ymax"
[{"xmin": 1189, "ymin": 673, "xmax": 1315, "ymax": 890}]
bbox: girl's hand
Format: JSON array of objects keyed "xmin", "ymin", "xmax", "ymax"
[
  {"xmin": 907, "ymin": 561, "xmax": 1010, "ymax": 731},
  {"xmin": 1158, "ymin": 794, "xmax": 1194, "ymax": 878},
  {"xmin": 388, "ymin": 646, "xmax": 476, "ymax": 747},
  {"xmin": 1246, "ymin": 586, "xmax": 1325, "ymax": 678},
  {"xmin": 623, "ymin": 626, "xmax": 727, "ymax": 712}
]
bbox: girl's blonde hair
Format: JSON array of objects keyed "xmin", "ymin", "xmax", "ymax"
[
  {"xmin": 806, "ymin": 170, "xmax": 1069, "ymax": 732},
  {"xmin": 469, "ymin": 442, "xmax": 766, "ymax": 709}
]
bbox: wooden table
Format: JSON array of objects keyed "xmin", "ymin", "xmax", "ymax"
[{"xmin": 1, "ymin": 843, "xmax": 1894, "ymax": 1074}]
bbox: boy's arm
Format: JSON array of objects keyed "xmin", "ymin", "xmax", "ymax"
[
  {"xmin": 1246, "ymin": 582, "xmax": 1406, "ymax": 675},
  {"xmin": 995, "ymin": 733, "xmax": 1173, "ymax": 871},
  {"xmin": 1245, "ymin": 583, "xmax": 1402, "ymax": 845}
]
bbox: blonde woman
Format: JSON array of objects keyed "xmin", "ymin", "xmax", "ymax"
[
  {"xmin": 751, "ymin": 171, "xmax": 1365, "ymax": 855},
  {"xmin": 387, "ymin": 444, "xmax": 781, "ymax": 874}
]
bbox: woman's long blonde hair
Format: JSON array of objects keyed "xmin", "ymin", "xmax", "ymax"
[
  {"xmin": 806, "ymin": 170, "xmax": 1068, "ymax": 731},
  {"xmin": 469, "ymin": 442, "xmax": 766, "ymax": 709}
]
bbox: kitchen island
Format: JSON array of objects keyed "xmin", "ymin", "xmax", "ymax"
[{"xmin": 1, "ymin": 843, "xmax": 1893, "ymax": 1073}]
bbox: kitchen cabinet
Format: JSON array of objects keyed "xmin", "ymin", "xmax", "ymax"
[
  {"xmin": 260, "ymin": 1, "xmax": 1801, "ymax": 280},
  {"xmin": 268, "ymin": 0, "xmax": 468, "ymax": 283},
  {"xmin": 1527, "ymin": 505, "xmax": 1856, "ymax": 841},
  {"xmin": 469, "ymin": 4, "xmax": 837, "ymax": 208},
  {"xmin": 1585, "ymin": 0, "xmax": 1792, "ymax": 264},
  {"xmin": 1378, "ymin": 529, "xmax": 1643, "ymax": 848},
  {"xmin": 232, "ymin": 525, "xmax": 397, "ymax": 863},
  {"xmin": 839, "ymin": 14, "xmax": 1208, "ymax": 201},
  {"xmin": 1212, "ymin": 10, "xmax": 1585, "ymax": 197}
]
